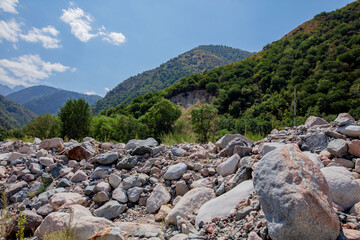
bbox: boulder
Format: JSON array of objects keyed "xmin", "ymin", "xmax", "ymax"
[
  {"xmin": 109, "ymin": 174, "xmax": 122, "ymax": 188},
  {"xmin": 253, "ymin": 144, "xmax": 340, "ymax": 240},
  {"xmin": 39, "ymin": 138, "xmax": 64, "ymax": 150},
  {"xmin": 12, "ymin": 210, "xmax": 43, "ymax": 234},
  {"xmin": 127, "ymin": 186, "xmax": 143, "ymax": 202},
  {"xmin": 171, "ymin": 148, "xmax": 186, "ymax": 157},
  {"xmin": 327, "ymin": 139, "xmax": 348, "ymax": 158},
  {"xmin": 116, "ymin": 156, "xmax": 138, "ymax": 169},
  {"xmin": 216, "ymin": 154, "xmax": 240, "ymax": 177},
  {"xmin": 303, "ymin": 152, "xmax": 324, "ymax": 169},
  {"xmin": 321, "ymin": 166, "xmax": 360, "ymax": 210},
  {"xmin": 216, "ymin": 134, "xmax": 254, "ymax": 150},
  {"xmin": 66, "ymin": 144, "xmax": 93, "ymax": 161},
  {"xmin": 334, "ymin": 113, "xmax": 355, "ymax": 126},
  {"xmin": 49, "ymin": 192, "xmax": 86, "ymax": 209},
  {"xmin": 93, "ymin": 191, "xmax": 109, "ymax": 203},
  {"xmin": 343, "ymin": 229, "xmax": 360, "ymax": 240},
  {"xmin": 112, "ymin": 187, "xmax": 128, "ymax": 203},
  {"xmin": 301, "ymin": 133, "xmax": 328, "ymax": 153},
  {"xmin": 229, "ymin": 167, "xmax": 252, "ymax": 189},
  {"xmin": 233, "ymin": 145, "xmax": 252, "ymax": 157},
  {"xmin": 90, "ymin": 166, "xmax": 110, "ymax": 179},
  {"xmin": 337, "ymin": 125, "xmax": 360, "ymax": 138},
  {"xmin": 94, "ymin": 200, "xmax": 127, "ymax": 219},
  {"xmin": 164, "ymin": 163, "xmax": 187, "ymax": 180},
  {"xmin": 95, "ymin": 152, "xmax": 119, "ymax": 165},
  {"xmin": 305, "ymin": 116, "xmax": 328, "ymax": 128},
  {"xmin": 88, "ymin": 227, "xmax": 125, "ymax": 240},
  {"xmin": 165, "ymin": 187, "xmax": 215, "ymax": 225},
  {"xmin": 146, "ymin": 184, "xmax": 171, "ymax": 213},
  {"xmin": 349, "ymin": 140, "xmax": 360, "ymax": 157},
  {"xmin": 70, "ymin": 170, "xmax": 87, "ymax": 182},
  {"xmin": 259, "ymin": 142, "xmax": 284, "ymax": 156},
  {"xmin": 218, "ymin": 138, "xmax": 247, "ymax": 157},
  {"xmin": 195, "ymin": 180, "xmax": 254, "ymax": 226}
]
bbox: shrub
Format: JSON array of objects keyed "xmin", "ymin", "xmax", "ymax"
[
  {"xmin": 190, "ymin": 104, "xmax": 218, "ymax": 143},
  {"xmin": 25, "ymin": 114, "xmax": 61, "ymax": 139}
]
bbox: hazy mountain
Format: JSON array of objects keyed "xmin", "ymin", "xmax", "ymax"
[
  {"xmin": 92, "ymin": 45, "xmax": 254, "ymax": 114},
  {"xmin": 0, "ymin": 84, "xmax": 25, "ymax": 96},
  {"xmin": 7, "ymin": 85, "xmax": 102, "ymax": 115}
]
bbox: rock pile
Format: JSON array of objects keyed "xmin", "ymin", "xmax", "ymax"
[{"xmin": 1, "ymin": 113, "xmax": 360, "ymax": 239}]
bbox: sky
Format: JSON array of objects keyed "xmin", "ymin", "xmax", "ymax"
[{"xmin": 0, "ymin": 0, "xmax": 355, "ymax": 97}]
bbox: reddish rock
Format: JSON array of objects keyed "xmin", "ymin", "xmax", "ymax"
[
  {"xmin": 349, "ymin": 140, "xmax": 360, "ymax": 158},
  {"xmin": 39, "ymin": 138, "xmax": 64, "ymax": 150},
  {"xmin": 344, "ymin": 229, "xmax": 360, "ymax": 240},
  {"xmin": 254, "ymin": 144, "xmax": 340, "ymax": 240},
  {"xmin": 67, "ymin": 145, "xmax": 92, "ymax": 161}
]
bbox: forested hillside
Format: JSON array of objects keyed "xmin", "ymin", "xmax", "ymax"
[
  {"xmin": 0, "ymin": 95, "xmax": 36, "ymax": 130},
  {"xmin": 101, "ymin": 1, "xmax": 360, "ymax": 135},
  {"xmin": 92, "ymin": 45, "xmax": 254, "ymax": 114}
]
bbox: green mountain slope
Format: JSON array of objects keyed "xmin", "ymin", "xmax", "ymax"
[
  {"xmin": 101, "ymin": 1, "xmax": 360, "ymax": 133},
  {"xmin": 92, "ymin": 45, "xmax": 254, "ymax": 114},
  {"xmin": 0, "ymin": 95, "xmax": 37, "ymax": 130},
  {"xmin": 24, "ymin": 90, "xmax": 102, "ymax": 115}
]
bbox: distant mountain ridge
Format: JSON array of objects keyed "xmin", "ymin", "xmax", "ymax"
[
  {"xmin": 92, "ymin": 45, "xmax": 254, "ymax": 114},
  {"xmin": 0, "ymin": 95, "xmax": 36, "ymax": 130},
  {"xmin": 0, "ymin": 83, "xmax": 25, "ymax": 96},
  {"xmin": 7, "ymin": 85, "xmax": 102, "ymax": 115}
]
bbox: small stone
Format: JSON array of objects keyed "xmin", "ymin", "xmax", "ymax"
[
  {"xmin": 109, "ymin": 174, "xmax": 122, "ymax": 188},
  {"xmin": 94, "ymin": 200, "xmax": 127, "ymax": 219},
  {"xmin": 327, "ymin": 139, "xmax": 348, "ymax": 158},
  {"xmin": 127, "ymin": 187, "xmax": 143, "ymax": 203},
  {"xmin": 146, "ymin": 184, "xmax": 171, "ymax": 213},
  {"xmin": 93, "ymin": 191, "xmax": 109, "ymax": 203},
  {"xmin": 164, "ymin": 163, "xmax": 187, "ymax": 180},
  {"xmin": 112, "ymin": 187, "xmax": 128, "ymax": 203},
  {"xmin": 176, "ymin": 180, "xmax": 189, "ymax": 196},
  {"xmin": 39, "ymin": 157, "xmax": 54, "ymax": 167},
  {"xmin": 94, "ymin": 182, "xmax": 112, "ymax": 193},
  {"xmin": 70, "ymin": 170, "xmax": 87, "ymax": 182},
  {"xmin": 236, "ymin": 206, "xmax": 253, "ymax": 220},
  {"xmin": 95, "ymin": 152, "xmax": 119, "ymax": 165},
  {"xmin": 349, "ymin": 140, "xmax": 360, "ymax": 158}
]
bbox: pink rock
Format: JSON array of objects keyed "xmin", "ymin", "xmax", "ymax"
[
  {"xmin": 349, "ymin": 140, "xmax": 360, "ymax": 158},
  {"xmin": 343, "ymin": 229, "xmax": 360, "ymax": 240}
]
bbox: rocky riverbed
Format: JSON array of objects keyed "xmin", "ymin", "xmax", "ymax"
[{"xmin": 1, "ymin": 113, "xmax": 360, "ymax": 240}]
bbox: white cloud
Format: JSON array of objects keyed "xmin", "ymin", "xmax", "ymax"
[
  {"xmin": 0, "ymin": 19, "xmax": 21, "ymax": 43},
  {"xmin": 20, "ymin": 26, "xmax": 61, "ymax": 49},
  {"xmin": 0, "ymin": 0, "xmax": 19, "ymax": 14},
  {"xmin": 104, "ymin": 87, "xmax": 110, "ymax": 92},
  {"xmin": 61, "ymin": 6, "xmax": 126, "ymax": 46},
  {"xmin": 85, "ymin": 91, "xmax": 96, "ymax": 95},
  {"xmin": 60, "ymin": 7, "xmax": 97, "ymax": 42},
  {"xmin": 101, "ymin": 32, "xmax": 126, "ymax": 45},
  {"xmin": 71, "ymin": 67, "xmax": 77, "ymax": 72},
  {"xmin": 0, "ymin": 54, "xmax": 71, "ymax": 86}
]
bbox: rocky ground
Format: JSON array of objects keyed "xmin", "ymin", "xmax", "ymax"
[{"xmin": 1, "ymin": 113, "xmax": 360, "ymax": 240}]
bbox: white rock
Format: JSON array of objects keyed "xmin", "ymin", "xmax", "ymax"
[{"xmin": 216, "ymin": 154, "xmax": 240, "ymax": 177}]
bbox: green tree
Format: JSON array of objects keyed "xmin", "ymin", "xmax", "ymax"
[
  {"xmin": 190, "ymin": 104, "xmax": 218, "ymax": 143},
  {"xmin": 113, "ymin": 114, "xmax": 147, "ymax": 142},
  {"xmin": 90, "ymin": 115, "xmax": 115, "ymax": 142},
  {"xmin": 0, "ymin": 127, "xmax": 7, "ymax": 141},
  {"xmin": 140, "ymin": 98, "xmax": 181, "ymax": 138},
  {"xmin": 58, "ymin": 98, "xmax": 92, "ymax": 140},
  {"xmin": 26, "ymin": 114, "xmax": 61, "ymax": 139}
]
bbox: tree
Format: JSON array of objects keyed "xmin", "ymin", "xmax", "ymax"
[
  {"xmin": 140, "ymin": 98, "xmax": 181, "ymax": 138},
  {"xmin": 90, "ymin": 115, "xmax": 115, "ymax": 142},
  {"xmin": 0, "ymin": 126, "xmax": 7, "ymax": 141},
  {"xmin": 58, "ymin": 98, "xmax": 91, "ymax": 140},
  {"xmin": 26, "ymin": 113, "xmax": 61, "ymax": 139},
  {"xmin": 190, "ymin": 104, "xmax": 218, "ymax": 143}
]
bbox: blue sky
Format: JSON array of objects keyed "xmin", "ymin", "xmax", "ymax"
[{"xmin": 0, "ymin": 0, "xmax": 355, "ymax": 96}]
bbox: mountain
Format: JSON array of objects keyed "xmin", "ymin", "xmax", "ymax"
[
  {"xmin": 7, "ymin": 85, "xmax": 60, "ymax": 104},
  {"xmin": 0, "ymin": 84, "xmax": 13, "ymax": 96},
  {"xmin": 92, "ymin": 45, "xmax": 254, "ymax": 114},
  {"xmin": 0, "ymin": 95, "xmax": 37, "ymax": 130},
  {"xmin": 24, "ymin": 90, "xmax": 102, "ymax": 115},
  {"xmin": 7, "ymin": 85, "xmax": 102, "ymax": 115},
  {"xmin": 0, "ymin": 84, "xmax": 25, "ymax": 96},
  {"xmin": 101, "ymin": 1, "xmax": 360, "ymax": 133}
]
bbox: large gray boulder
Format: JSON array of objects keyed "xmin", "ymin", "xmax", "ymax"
[
  {"xmin": 95, "ymin": 152, "xmax": 119, "ymax": 165},
  {"xmin": 164, "ymin": 163, "xmax": 187, "ymax": 180},
  {"xmin": 146, "ymin": 184, "xmax": 171, "ymax": 213},
  {"xmin": 259, "ymin": 142, "xmax": 284, "ymax": 156},
  {"xmin": 195, "ymin": 180, "xmax": 254, "ymax": 226},
  {"xmin": 165, "ymin": 187, "xmax": 215, "ymax": 225},
  {"xmin": 216, "ymin": 154, "xmax": 240, "ymax": 177},
  {"xmin": 320, "ymin": 166, "xmax": 360, "ymax": 210},
  {"xmin": 327, "ymin": 139, "xmax": 348, "ymax": 157},
  {"xmin": 216, "ymin": 134, "xmax": 254, "ymax": 150},
  {"xmin": 334, "ymin": 113, "xmax": 355, "ymax": 126},
  {"xmin": 253, "ymin": 144, "xmax": 340, "ymax": 240},
  {"xmin": 305, "ymin": 116, "xmax": 328, "ymax": 128},
  {"xmin": 93, "ymin": 200, "xmax": 127, "ymax": 219},
  {"xmin": 301, "ymin": 133, "xmax": 328, "ymax": 153},
  {"xmin": 337, "ymin": 125, "xmax": 360, "ymax": 138}
]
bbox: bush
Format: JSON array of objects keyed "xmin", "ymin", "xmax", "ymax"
[
  {"xmin": 90, "ymin": 115, "xmax": 115, "ymax": 142},
  {"xmin": 25, "ymin": 114, "xmax": 61, "ymax": 139},
  {"xmin": 140, "ymin": 98, "xmax": 181, "ymax": 138},
  {"xmin": 58, "ymin": 99, "xmax": 92, "ymax": 140},
  {"xmin": 190, "ymin": 104, "xmax": 218, "ymax": 143},
  {"xmin": 0, "ymin": 127, "xmax": 7, "ymax": 141}
]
